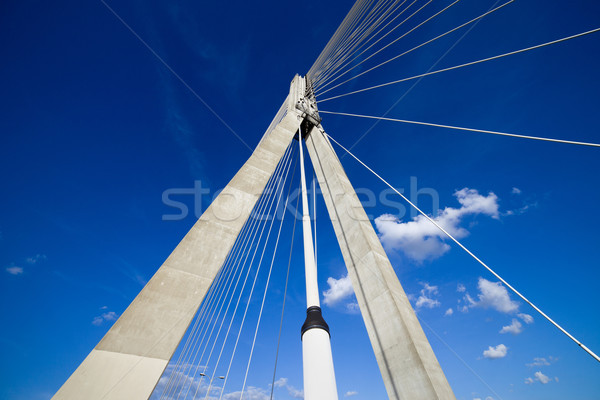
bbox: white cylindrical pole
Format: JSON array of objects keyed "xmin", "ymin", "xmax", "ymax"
[{"xmin": 298, "ymin": 126, "xmax": 339, "ymax": 400}]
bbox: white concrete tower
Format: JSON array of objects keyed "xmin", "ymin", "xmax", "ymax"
[{"xmin": 298, "ymin": 123, "xmax": 339, "ymax": 400}]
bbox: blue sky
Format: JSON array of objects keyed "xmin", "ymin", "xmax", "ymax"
[{"xmin": 1, "ymin": 0, "xmax": 600, "ymax": 399}]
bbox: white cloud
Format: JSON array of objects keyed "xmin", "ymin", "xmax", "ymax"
[
  {"xmin": 6, "ymin": 265, "xmax": 24, "ymax": 275},
  {"xmin": 416, "ymin": 296, "xmax": 440, "ymax": 309},
  {"xmin": 457, "ymin": 283, "xmax": 466, "ymax": 292},
  {"xmin": 271, "ymin": 377, "xmax": 303, "ymax": 399},
  {"xmin": 422, "ymin": 283, "xmax": 438, "ymax": 294},
  {"xmin": 444, "ymin": 308, "xmax": 454, "ymax": 316},
  {"xmin": 285, "ymin": 385, "xmax": 304, "ymax": 399},
  {"xmin": 274, "ymin": 378, "xmax": 288, "ymax": 388},
  {"xmin": 224, "ymin": 386, "xmax": 270, "ymax": 400},
  {"xmin": 472, "ymin": 278, "xmax": 519, "ymax": 314},
  {"xmin": 323, "ymin": 274, "xmax": 354, "ymax": 306},
  {"xmin": 518, "ymin": 313, "xmax": 534, "ymax": 324},
  {"xmin": 483, "ymin": 344, "xmax": 508, "ymax": 359},
  {"xmin": 524, "ymin": 371, "xmax": 554, "ymax": 386},
  {"xmin": 25, "ymin": 254, "xmax": 46, "ymax": 264},
  {"xmin": 512, "ymin": 187, "xmax": 522, "ymax": 195},
  {"xmin": 500, "ymin": 319, "xmax": 523, "ymax": 335},
  {"xmin": 375, "ymin": 188, "xmax": 499, "ymax": 262},
  {"xmin": 414, "ymin": 282, "xmax": 441, "ymax": 309},
  {"xmin": 344, "ymin": 391, "xmax": 358, "ymax": 397},
  {"xmin": 345, "ymin": 302, "xmax": 360, "ymax": 314},
  {"xmin": 92, "ymin": 311, "xmax": 118, "ymax": 326},
  {"xmin": 534, "ymin": 371, "xmax": 551, "ymax": 384}
]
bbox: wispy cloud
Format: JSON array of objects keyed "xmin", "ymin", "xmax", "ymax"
[
  {"xmin": 5, "ymin": 254, "xmax": 47, "ymax": 276},
  {"xmin": 526, "ymin": 356, "xmax": 556, "ymax": 367},
  {"xmin": 344, "ymin": 391, "xmax": 358, "ymax": 397},
  {"xmin": 270, "ymin": 377, "xmax": 303, "ymax": 399},
  {"xmin": 273, "ymin": 378, "xmax": 288, "ymax": 388},
  {"xmin": 375, "ymin": 188, "xmax": 499, "ymax": 262},
  {"xmin": 413, "ymin": 282, "xmax": 441, "ymax": 310},
  {"xmin": 6, "ymin": 265, "xmax": 24, "ymax": 275},
  {"xmin": 444, "ymin": 308, "xmax": 454, "ymax": 316},
  {"xmin": 483, "ymin": 344, "xmax": 508, "ymax": 359},
  {"xmin": 92, "ymin": 311, "xmax": 118, "ymax": 326},
  {"xmin": 345, "ymin": 302, "xmax": 360, "ymax": 314},
  {"xmin": 25, "ymin": 254, "xmax": 47, "ymax": 264},
  {"xmin": 164, "ymin": 77, "xmax": 208, "ymax": 179},
  {"xmin": 117, "ymin": 257, "xmax": 149, "ymax": 287},
  {"xmin": 100, "ymin": 0, "xmax": 251, "ymax": 157}
]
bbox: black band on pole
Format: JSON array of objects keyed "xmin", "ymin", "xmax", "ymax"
[{"xmin": 301, "ymin": 306, "xmax": 330, "ymax": 339}]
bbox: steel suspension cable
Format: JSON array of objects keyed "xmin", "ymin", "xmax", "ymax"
[
  {"xmin": 315, "ymin": 0, "xmax": 376, "ymax": 69},
  {"xmin": 180, "ymin": 147, "xmax": 294, "ymax": 399},
  {"xmin": 325, "ymin": 132, "xmax": 600, "ymax": 363},
  {"xmin": 175, "ymin": 203, "xmax": 272, "ymax": 400},
  {"xmin": 180, "ymin": 207, "xmax": 270, "ymax": 399},
  {"xmin": 168, "ymin": 143, "xmax": 293, "ymax": 399},
  {"xmin": 312, "ymin": 0, "xmax": 385, "ymax": 87},
  {"xmin": 318, "ymin": 26, "xmax": 600, "ymax": 102},
  {"xmin": 316, "ymin": 0, "xmax": 459, "ymax": 94},
  {"xmin": 340, "ymin": 0, "xmax": 504, "ymax": 154},
  {"xmin": 239, "ymin": 154, "xmax": 299, "ymax": 399},
  {"xmin": 320, "ymin": 110, "xmax": 600, "ymax": 147},
  {"xmin": 162, "ymin": 241, "xmax": 237, "ymax": 400},
  {"xmin": 317, "ymin": 0, "xmax": 513, "ymax": 97},
  {"xmin": 159, "ymin": 257, "xmax": 228, "ymax": 399},
  {"xmin": 192, "ymin": 144, "xmax": 296, "ymax": 400},
  {"xmin": 269, "ymin": 182, "xmax": 301, "ymax": 400},
  {"xmin": 315, "ymin": 0, "xmax": 424, "ymax": 92},
  {"xmin": 191, "ymin": 147, "xmax": 299, "ymax": 400},
  {"xmin": 315, "ymin": 0, "xmax": 408, "ymax": 87},
  {"xmin": 310, "ymin": 0, "xmax": 372, "ymax": 85},
  {"xmin": 313, "ymin": 175, "xmax": 317, "ymax": 266},
  {"xmin": 170, "ymin": 183, "xmax": 272, "ymax": 400},
  {"xmin": 215, "ymin": 144, "xmax": 297, "ymax": 399},
  {"xmin": 315, "ymin": 0, "xmax": 394, "ymax": 86}
]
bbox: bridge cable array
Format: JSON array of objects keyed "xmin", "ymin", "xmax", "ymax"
[
  {"xmin": 154, "ymin": 142, "xmax": 299, "ymax": 400},
  {"xmin": 306, "ymin": 0, "xmax": 600, "ymax": 364},
  {"xmin": 316, "ymin": 26, "xmax": 600, "ymax": 103},
  {"xmin": 315, "ymin": 0, "xmax": 513, "ymax": 97},
  {"xmin": 150, "ymin": 1, "xmax": 600, "ymax": 399}
]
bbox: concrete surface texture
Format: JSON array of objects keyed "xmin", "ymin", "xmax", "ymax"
[
  {"xmin": 305, "ymin": 125, "xmax": 456, "ymax": 400},
  {"xmin": 52, "ymin": 109, "xmax": 301, "ymax": 400}
]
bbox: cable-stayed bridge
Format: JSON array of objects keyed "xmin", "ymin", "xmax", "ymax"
[{"xmin": 51, "ymin": 1, "xmax": 600, "ymax": 399}]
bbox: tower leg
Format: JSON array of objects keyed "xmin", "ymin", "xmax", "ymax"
[
  {"xmin": 305, "ymin": 126, "xmax": 456, "ymax": 400},
  {"xmin": 52, "ymin": 112, "xmax": 300, "ymax": 400}
]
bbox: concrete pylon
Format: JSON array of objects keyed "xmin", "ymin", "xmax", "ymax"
[
  {"xmin": 52, "ymin": 86, "xmax": 302, "ymax": 399},
  {"xmin": 305, "ymin": 125, "xmax": 456, "ymax": 400}
]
